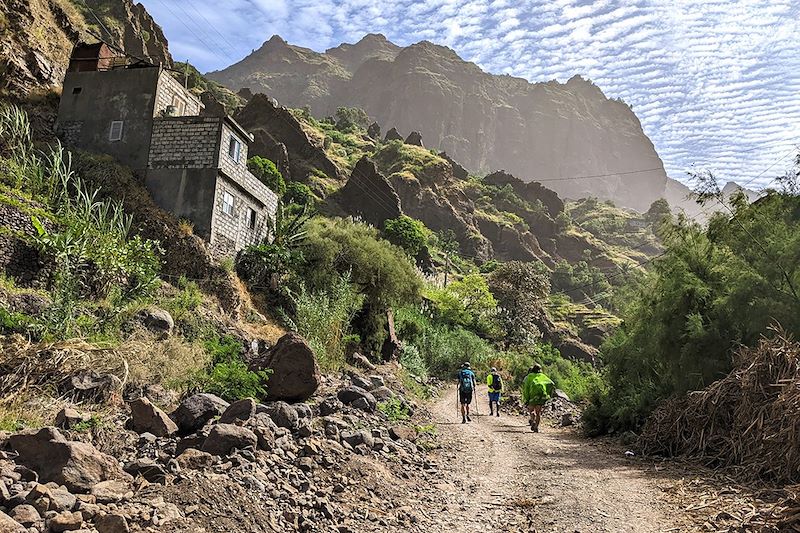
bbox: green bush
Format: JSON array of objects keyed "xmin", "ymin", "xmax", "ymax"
[
  {"xmin": 197, "ymin": 334, "xmax": 270, "ymax": 402},
  {"xmin": 399, "ymin": 343, "xmax": 428, "ymax": 378},
  {"xmin": 378, "ymin": 397, "xmax": 410, "ymax": 422},
  {"xmin": 248, "ymin": 156, "xmax": 286, "ymax": 196},
  {"xmin": 383, "ymin": 216, "xmax": 427, "ymax": 256},
  {"xmin": 292, "ymin": 274, "xmax": 364, "ymax": 371},
  {"xmin": 285, "ymin": 182, "xmax": 314, "ymax": 207},
  {"xmin": 585, "ymin": 192, "xmax": 800, "ymax": 435}
]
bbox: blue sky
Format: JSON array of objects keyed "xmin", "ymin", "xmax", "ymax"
[{"xmin": 139, "ymin": 0, "xmax": 800, "ymax": 189}]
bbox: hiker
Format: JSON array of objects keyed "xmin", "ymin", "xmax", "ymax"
[
  {"xmin": 487, "ymin": 366, "xmax": 503, "ymax": 416},
  {"xmin": 457, "ymin": 362, "xmax": 477, "ymax": 424},
  {"xmin": 521, "ymin": 364, "xmax": 555, "ymax": 432}
]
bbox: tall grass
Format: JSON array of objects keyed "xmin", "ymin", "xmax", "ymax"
[
  {"xmin": 292, "ymin": 273, "xmax": 364, "ymax": 371},
  {"xmin": 0, "ymin": 104, "xmax": 161, "ymax": 340}
]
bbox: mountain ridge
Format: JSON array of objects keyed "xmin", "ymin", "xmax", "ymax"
[{"xmin": 207, "ymin": 33, "xmax": 677, "ymax": 212}]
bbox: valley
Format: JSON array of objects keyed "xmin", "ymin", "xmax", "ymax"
[{"xmin": 1, "ymin": 1, "xmax": 799, "ymax": 532}]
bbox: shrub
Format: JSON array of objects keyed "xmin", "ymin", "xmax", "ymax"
[
  {"xmin": 334, "ymin": 107, "xmax": 370, "ymax": 131},
  {"xmin": 378, "ymin": 397, "xmax": 410, "ymax": 422},
  {"xmin": 196, "ymin": 334, "xmax": 270, "ymax": 402},
  {"xmin": 248, "ymin": 156, "xmax": 286, "ymax": 196},
  {"xmin": 384, "ymin": 216, "xmax": 427, "ymax": 256},
  {"xmin": 285, "ymin": 182, "xmax": 314, "ymax": 207},
  {"xmin": 292, "ymin": 274, "xmax": 364, "ymax": 371},
  {"xmin": 399, "ymin": 343, "xmax": 428, "ymax": 378}
]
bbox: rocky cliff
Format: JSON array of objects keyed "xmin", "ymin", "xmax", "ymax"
[
  {"xmin": 0, "ymin": 0, "xmax": 170, "ymax": 100},
  {"xmin": 208, "ymin": 35, "xmax": 675, "ymax": 212}
]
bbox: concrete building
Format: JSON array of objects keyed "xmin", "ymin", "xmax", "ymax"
[{"xmin": 55, "ymin": 44, "xmax": 278, "ymax": 258}]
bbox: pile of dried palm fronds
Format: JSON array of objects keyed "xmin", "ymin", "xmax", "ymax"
[{"xmin": 640, "ymin": 331, "xmax": 800, "ymax": 483}]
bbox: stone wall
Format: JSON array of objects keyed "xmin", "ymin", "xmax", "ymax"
[
  {"xmin": 218, "ymin": 122, "xmax": 279, "ymax": 214},
  {"xmin": 0, "ymin": 198, "xmax": 53, "ymax": 288},
  {"xmin": 209, "ymin": 174, "xmax": 270, "ymax": 259},
  {"xmin": 154, "ymin": 70, "xmax": 203, "ymax": 117},
  {"xmin": 148, "ymin": 117, "xmax": 220, "ymax": 169}
]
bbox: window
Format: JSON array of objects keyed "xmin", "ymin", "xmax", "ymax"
[
  {"xmin": 109, "ymin": 121, "xmax": 123, "ymax": 142},
  {"xmin": 228, "ymin": 136, "xmax": 242, "ymax": 163},
  {"xmin": 247, "ymin": 208, "xmax": 256, "ymax": 229},
  {"xmin": 72, "ymin": 87, "xmax": 82, "ymax": 95},
  {"xmin": 171, "ymin": 94, "xmax": 186, "ymax": 116},
  {"xmin": 222, "ymin": 191, "xmax": 234, "ymax": 216}
]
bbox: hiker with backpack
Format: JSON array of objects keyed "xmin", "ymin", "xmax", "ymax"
[
  {"xmin": 457, "ymin": 362, "xmax": 477, "ymax": 424},
  {"xmin": 522, "ymin": 364, "xmax": 555, "ymax": 432},
  {"xmin": 487, "ymin": 367, "xmax": 503, "ymax": 416}
]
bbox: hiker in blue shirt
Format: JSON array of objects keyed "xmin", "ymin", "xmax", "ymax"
[{"xmin": 457, "ymin": 362, "xmax": 477, "ymax": 424}]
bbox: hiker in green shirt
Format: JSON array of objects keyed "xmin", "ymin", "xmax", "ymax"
[
  {"xmin": 521, "ymin": 364, "xmax": 555, "ymax": 432},
  {"xmin": 486, "ymin": 367, "xmax": 503, "ymax": 417}
]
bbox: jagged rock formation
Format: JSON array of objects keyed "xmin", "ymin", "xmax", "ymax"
[
  {"xmin": 367, "ymin": 121, "xmax": 380, "ymax": 139},
  {"xmin": 0, "ymin": 0, "xmax": 170, "ymax": 98},
  {"xmin": 208, "ymin": 34, "xmax": 680, "ymax": 212},
  {"xmin": 384, "ymin": 127, "xmax": 403, "ymax": 142},
  {"xmin": 337, "ymin": 157, "xmax": 402, "ymax": 228},
  {"xmin": 441, "ymin": 152, "xmax": 468, "ymax": 180},
  {"xmin": 234, "ymin": 94, "xmax": 341, "ymax": 182},
  {"xmin": 405, "ymin": 131, "xmax": 423, "ymax": 147},
  {"xmin": 484, "ymin": 170, "xmax": 564, "ymax": 219}
]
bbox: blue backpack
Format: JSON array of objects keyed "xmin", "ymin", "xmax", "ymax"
[{"xmin": 459, "ymin": 369, "xmax": 474, "ymax": 393}]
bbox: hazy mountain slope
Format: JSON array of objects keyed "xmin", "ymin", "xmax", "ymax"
[{"xmin": 208, "ymin": 35, "xmax": 673, "ymax": 212}]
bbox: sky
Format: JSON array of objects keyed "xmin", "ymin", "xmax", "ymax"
[{"xmin": 139, "ymin": 0, "xmax": 800, "ymax": 189}]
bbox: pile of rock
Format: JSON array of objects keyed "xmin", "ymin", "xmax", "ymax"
[{"xmin": 0, "ymin": 369, "xmax": 431, "ymax": 532}]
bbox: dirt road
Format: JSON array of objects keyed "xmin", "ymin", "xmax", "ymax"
[{"xmin": 423, "ymin": 385, "xmax": 688, "ymax": 532}]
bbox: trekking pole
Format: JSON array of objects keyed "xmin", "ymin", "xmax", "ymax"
[{"xmin": 474, "ymin": 387, "xmax": 479, "ymax": 417}]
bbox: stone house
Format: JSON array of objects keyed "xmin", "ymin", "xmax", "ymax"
[{"xmin": 54, "ymin": 43, "xmax": 278, "ymax": 258}]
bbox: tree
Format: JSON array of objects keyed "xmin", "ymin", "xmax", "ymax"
[
  {"xmin": 488, "ymin": 261, "xmax": 550, "ymax": 348},
  {"xmin": 427, "ymin": 273, "xmax": 496, "ymax": 331},
  {"xmin": 247, "ymin": 156, "xmax": 286, "ymax": 196},
  {"xmin": 285, "ymin": 182, "xmax": 314, "ymax": 207},
  {"xmin": 384, "ymin": 216, "xmax": 427, "ymax": 256},
  {"xmin": 335, "ymin": 107, "xmax": 370, "ymax": 131}
]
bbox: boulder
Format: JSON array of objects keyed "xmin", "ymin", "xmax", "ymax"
[
  {"xmin": 388, "ymin": 426, "xmax": 416, "ymax": 442},
  {"xmin": 95, "ymin": 513, "xmax": 129, "ymax": 533},
  {"xmin": 367, "ymin": 122, "xmax": 381, "ymax": 139},
  {"xmin": 257, "ymin": 402, "xmax": 299, "ymax": 430},
  {"xmin": 62, "ymin": 371, "xmax": 120, "ymax": 403},
  {"xmin": 340, "ymin": 430, "xmax": 374, "ymax": 449},
  {"xmin": 175, "ymin": 449, "xmax": 214, "ymax": 470},
  {"xmin": 349, "ymin": 374, "xmax": 373, "ymax": 390},
  {"xmin": 251, "ymin": 333, "xmax": 320, "ymax": 402},
  {"xmin": 201, "ymin": 424, "xmax": 257, "ymax": 456},
  {"xmin": 293, "ymin": 403, "xmax": 312, "ymax": 420},
  {"xmin": 218, "ymin": 398, "xmax": 257, "ymax": 424},
  {"xmin": 338, "ymin": 156, "xmax": 403, "ymax": 229},
  {"xmin": 54, "ymin": 408, "xmax": 89, "ymax": 430},
  {"xmin": 8, "ymin": 504, "xmax": 39, "ymax": 527},
  {"xmin": 90, "ymin": 480, "xmax": 132, "ymax": 503},
  {"xmin": 371, "ymin": 386, "xmax": 394, "ymax": 402},
  {"xmin": 129, "ymin": 398, "xmax": 177, "ymax": 437},
  {"xmin": 369, "ymin": 375, "xmax": 386, "ymax": 388},
  {"xmin": 337, "ymin": 386, "xmax": 376, "ymax": 412},
  {"xmin": 172, "ymin": 393, "xmax": 229, "ymax": 433},
  {"xmin": 318, "ymin": 397, "xmax": 342, "ymax": 416},
  {"xmin": 135, "ymin": 307, "xmax": 174, "ymax": 335},
  {"xmin": 252, "ymin": 425, "xmax": 276, "ymax": 451},
  {"xmin": 9, "ymin": 428, "xmax": 131, "ymax": 492},
  {"xmin": 0, "ymin": 511, "xmax": 25, "ymax": 532},
  {"xmin": 49, "ymin": 511, "xmax": 82, "ymax": 532},
  {"xmin": 384, "ymin": 127, "xmax": 403, "ymax": 142},
  {"xmin": 351, "ymin": 353, "xmax": 376, "ymax": 370},
  {"xmin": 404, "ymin": 131, "xmax": 423, "ymax": 147},
  {"xmin": 123, "ymin": 459, "xmax": 167, "ymax": 484}
]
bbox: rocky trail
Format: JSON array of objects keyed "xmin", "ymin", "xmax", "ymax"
[{"xmin": 423, "ymin": 385, "xmax": 690, "ymax": 532}]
